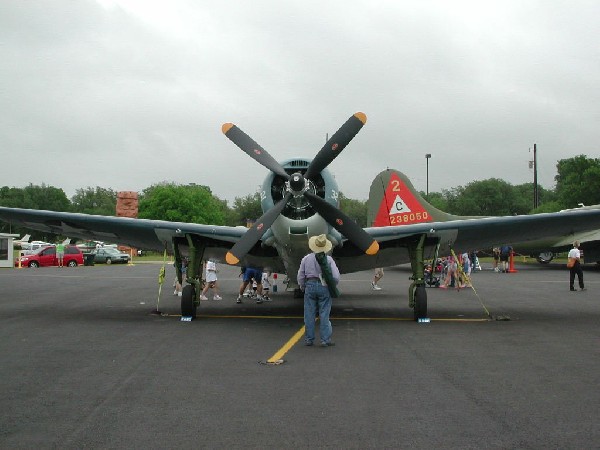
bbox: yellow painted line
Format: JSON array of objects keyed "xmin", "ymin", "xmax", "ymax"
[
  {"xmin": 166, "ymin": 314, "xmax": 305, "ymax": 319},
  {"xmin": 158, "ymin": 313, "xmax": 488, "ymax": 365},
  {"xmin": 267, "ymin": 325, "xmax": 306, "ymax": 363},
  {"xmin": 261, "ymin": 317, "xmax": 487, "ymax": 364},
  {"xmin": 162, "ymin": 313, "xmax": 488, "ymax": 322},
  {"xmin": 431, "ymin": 318, "xmax": 489, "ymax": 322}
]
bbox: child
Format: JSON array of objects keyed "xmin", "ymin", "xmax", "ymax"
[
  {"xmin": 200, "ymin": 259, "xmax": 222, "ymax": 301},
  {"xmin": 251, "ymin": 278, "xmax": 258, "ymax": 298},
  {"xmin": 261, "ymin": 270, "xmax": 272, "ymax": 301},
  {"xmin": 440, "ymin": 255, "xmax": 458, "ymax": 289}
]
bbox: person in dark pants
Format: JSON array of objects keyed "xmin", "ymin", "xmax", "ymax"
[
  {"xmin": 499, "ymin": 244, "xmax": 512, "ymax": 272},
  {"xmin": 297, "ymin": 234, "xmax": 340, "ymax": 347},
  {"xmin": 568, "ymin": 241, "xmax": 585, "ymax": 291},
  {"xmin": 236, "ymin": 267, "xmax": 264, "ymax": 304}
]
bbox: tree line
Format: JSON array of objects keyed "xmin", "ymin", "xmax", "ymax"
[{"xmin": 1, "ymin": 155, "xmax": 598, "ymax": 242}]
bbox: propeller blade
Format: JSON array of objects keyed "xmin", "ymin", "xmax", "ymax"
[
  {"xmin": 304, "ymin": 191, "xmax": 379, "ymax": 255},
  {"xmin": 225, "ymin": 193, "xmax": 293, "ymax": 265},
  {"xmin": 222, "ymin": 123, "xmax": 289, "ymax": 179},
  {"xmin": 304, "ymin": 112, "xmax": 367, "ymax": 180}
]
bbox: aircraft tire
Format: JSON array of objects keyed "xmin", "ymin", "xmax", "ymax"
[
  {"xmin": 181, "ymin": 285, "xmax": 197, "ymax": 319},
  {"xmin": 413, "ymin": 285, "xmax": 427, "ymax": 321},
  {"xmin": 536, "ymin": 252, "xmax": 553, "ymax": 264}
]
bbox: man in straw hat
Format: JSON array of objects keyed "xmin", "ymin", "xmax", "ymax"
[{"xmin": 297, "ymin": 234, "xmax": 340, "ymax": 347}]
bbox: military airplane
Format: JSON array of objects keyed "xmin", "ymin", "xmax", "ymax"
[
  {"xmin": 2, "ymin": 111, "xmax": 600, "ymax": 321},
  {"xmin": 12, "ymin": 234, "xmax": 31, "ymax": 249}
]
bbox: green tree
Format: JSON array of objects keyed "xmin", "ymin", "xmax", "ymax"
[
  {"xmin": 339, "ymin": 192, "xmax": 367, "ymax": 227},
  {"xmin": 531, "ymin": 201, "xmax": 562, "ymax": 214},
  {"xmin": 513, "ymin": 183, "xmax": 557, "ymax": 214},
  {"xmin": 217, "ymin": 198, "xmax": 239, "ymax": 226},
  {"xmin": 0, "ymin": 184, "xmax": 70, "ymax": 238},
  {"xmin": 0, "ymin": 187, "xmax": 26, "ymax": 234},
  {"xmin": 229, "ymin": 193, "xmax": 263, "ymax": 226},
  {"xmin": 138, "ymin": 182, "xmax": 226, "ymax": 224},
  {"xmin": 555, "ymin": 155, "xmax": 600, "ymax": 208},
  {"xmin": 71, "ymin": 187, "xmax": 117, "ymax": 216},
  {"xmin": 0, "ymin": 187, "xmax": 26, "ymax": 208},
  {"xmin": 444, "ymin": 179, "xmax": 519, "ymax": 216},
  {"xmin": 21, "ymin": 184, "xmax": 70, "ymax": 211},
  {"xmin": 420, "ymin": 191, "xmax": 448, "ymax": 212}
]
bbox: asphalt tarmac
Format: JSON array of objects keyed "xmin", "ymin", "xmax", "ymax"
[{"xmin": 1, "ymin": 260, "xmax": 599, "ymax": 449}]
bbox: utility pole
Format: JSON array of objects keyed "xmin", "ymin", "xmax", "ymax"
[{"xmin": 533, "ymin": 144, "xmax": 538, "ymax": 209}]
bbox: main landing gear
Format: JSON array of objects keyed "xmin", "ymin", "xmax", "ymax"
[
  {"xmin": 173, "ymin": 234, "xmax": 206, "ymax": 320},
  {"xmin": 181, "ymin": 285, "xmax": 197, "ymax": 318},
  {"xmin": 408, "ymin": 234, "xmax": 428, "ymax": 321}
]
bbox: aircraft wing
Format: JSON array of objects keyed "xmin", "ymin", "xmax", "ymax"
[
  {"xmin": 511, "ymin": 227, "xmax": 600, "ymax": 263},
  {"xmin": 334, "ymin": 208, "xmax": 600, "ymax": 273},
  {"xmin": 368, "ymin": 209, "xmax": 600, "ymax": 248},
  {"xmin": 0, "ymin": 207, "xmax": 281, "ymax": 270}
]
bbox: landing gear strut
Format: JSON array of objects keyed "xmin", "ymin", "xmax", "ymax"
[
  {"xmin": 408, "ymin": 234, "xmax": 428, "ymax": 321},
  {"xmin": 173, "ymin": 234, "xmax": 206, "ymax": 320}
]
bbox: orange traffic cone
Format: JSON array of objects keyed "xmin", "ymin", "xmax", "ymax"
[{"xmin": 508, "ymin": 250, "xmax": 518, "ymax": 273}]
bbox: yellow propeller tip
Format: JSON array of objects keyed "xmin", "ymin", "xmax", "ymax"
[
  {"xmin": 365, "ymin": 240, "xmax": 379, "ymax": 255},
  {"xmin": 225, "ymin": 252, "xmax": 239, "ymax": 265},
  {"xmin": 354, "ymin": 112, "xmax": 367, "ymax": 124},
  {"xmin": 222, "ymin": 123, "xmax": 234, "ymax": 134}
]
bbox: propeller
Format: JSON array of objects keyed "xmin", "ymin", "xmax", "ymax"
[
  {"xmin": 304, "ymin": 112, "xmax": 366, "ymax": 180},
  {"xmin": 221, "ymin": 123, "xmax": 289, "ymax": 179},
  {"xmin": 303, "ymin": 191, "xmax": 378, "ymax": 255},
  {"xmin": 223, "ymin": 112, "xmax": 379, "ymax": 265},
  {"xmin": 225, "ymin": 193, "xmax": 292, "ymax": 265}
]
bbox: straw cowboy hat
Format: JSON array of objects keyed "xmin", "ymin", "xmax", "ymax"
[{"xmin": 308, "ymin": 234, "xmax": 332, "ymax": 254}]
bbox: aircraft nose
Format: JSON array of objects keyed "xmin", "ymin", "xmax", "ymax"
[{"xmin": 289, "ymin": 173, "xmax": 305, "ymax": 192}]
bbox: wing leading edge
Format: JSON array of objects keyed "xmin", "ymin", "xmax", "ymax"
[
  {"xmin": 0, "ymin": 206, "xmax": 274, "ymax": 265},
  {"xmin": 360, "ymin": 208, "xmax": 600, "ymax": 260}
]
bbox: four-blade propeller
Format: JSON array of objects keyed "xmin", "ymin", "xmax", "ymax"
[{"xmin": 222, "ymin": 112, "xmax": 379, "ymax": 265}]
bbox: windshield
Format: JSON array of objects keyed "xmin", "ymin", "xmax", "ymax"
[{"xmin": 35, "ymin": 246, "xmax": 55, "ymax": 256}]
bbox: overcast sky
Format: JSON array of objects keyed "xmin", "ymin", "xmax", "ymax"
[{"xmin": 1, "ymin": 0, "xmax": 598, "ymax": 205}]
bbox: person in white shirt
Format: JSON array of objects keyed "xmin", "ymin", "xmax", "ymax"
[
  {"xmin": 261, "ymin": 270, "xmax": 272, "ymax": 301},
  {"xmin": 200, "ymin": 259, "xmax": 222, "ymax": 300},
  {"xmin": 567, "ymin": 241, "xmax": 585, "ymax": 292}
]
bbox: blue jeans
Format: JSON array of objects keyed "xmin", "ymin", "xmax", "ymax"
[{"xmin": 303, "ymin": 280, "xmax": 332, "ymax": 344}]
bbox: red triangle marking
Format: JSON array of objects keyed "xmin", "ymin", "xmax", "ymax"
[{"xmin": 373, "ymin": 172, "xmax": 433, "ymax": 227}]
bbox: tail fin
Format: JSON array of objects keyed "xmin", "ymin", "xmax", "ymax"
[
  {"xmin": 20, "ymin": 234, "xmax": 31, "ymax": 243},
  {"xmin": 367, "ymin": 169, "xmax": 458, "ymax": 227}
]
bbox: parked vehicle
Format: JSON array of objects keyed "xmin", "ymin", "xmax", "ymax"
[
  {"xmin": 21, "ymin": 241, "xmax": 53, "ymax": 254},
  {"xmin": 16, "ymin": 245, "xmax": 84, "ymax": 268},
  {"xmin": 91, "ymin": 247, "xmax": 131, "ymax": 264},
  {"xmin": 76, "ymin": 240, "xmax": 101, "ymax": 253}
]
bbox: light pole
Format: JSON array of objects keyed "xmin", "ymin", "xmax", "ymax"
[{"xmin": 425, "ymin": 153, "xmax": 432, "ymax": 199}]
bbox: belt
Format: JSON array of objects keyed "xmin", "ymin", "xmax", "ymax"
[{"xmin": 306, "ymin": 277, "xmax": 321, "ymax": 282}]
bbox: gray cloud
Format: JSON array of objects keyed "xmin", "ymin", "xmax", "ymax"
[{"xmin": 1, "ymin": 0, "xmax": 598, "ymax": 205}]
